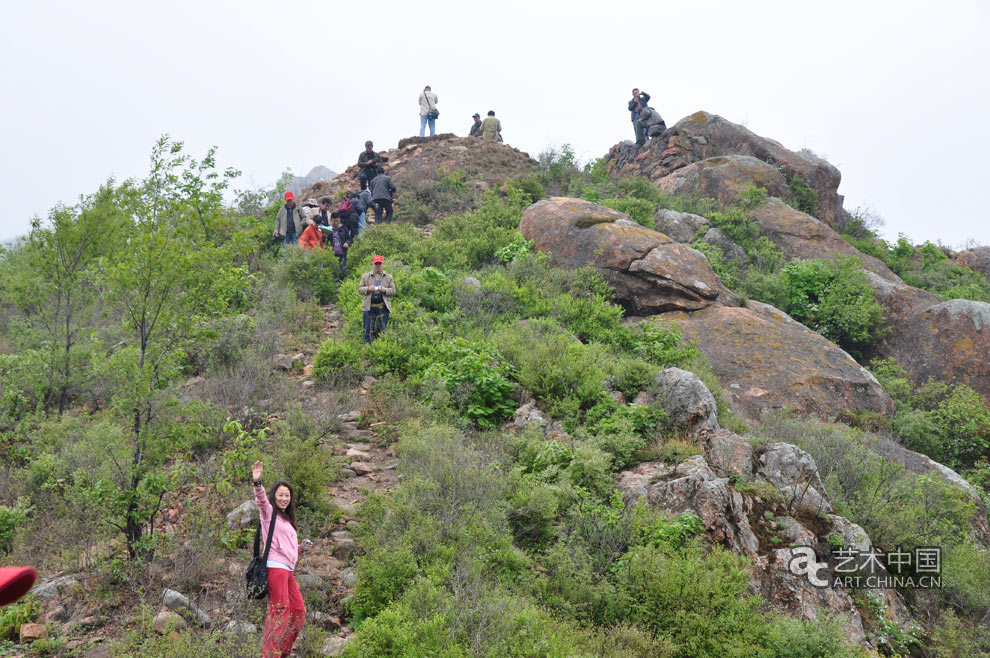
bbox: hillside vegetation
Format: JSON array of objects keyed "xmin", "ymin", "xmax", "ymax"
[{"xmin": 1, "ymin": 130, "xmax": 989, "ymax": 658}]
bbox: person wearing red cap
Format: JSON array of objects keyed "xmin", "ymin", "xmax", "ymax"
[
  {"xmin": 0, "ymin": 566, "xmax": 37, "ymax": 607},
  {"xmin": 358, "ymin": 255, "xmax": 395, "ymax": 343},
  {"xmin": 273, "ymin": 191, "xmax": 304, "ymax": 249}
]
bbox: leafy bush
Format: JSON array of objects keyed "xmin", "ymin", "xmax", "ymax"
[
  {"xmin": 0, "ymin": 498, "xmax": 30, "ymax": 554},
  {"xmin": 601, "ymin": 197, "xmax": 656, "ymax": 230},
  {"xmin": 312, "ymin": 338, "xmax": 363, "ymax": 384},
  {"xmin": 423, "ymin": 338, "xmax": 517, "ymax": 428},
  {"xmin": 282, "ymin": 247, "xmax": 339, "ymax": 303},
  {"xmin": 770, "ymin": 256, "xmax": 888, "ymax": 357},
  {"xmin": 0, "ymin": 595, "xmax": 38, "ymax": 640},
  {"xmin": 785, "ymin": 174, "xmax": 818, "ymax": 216}
]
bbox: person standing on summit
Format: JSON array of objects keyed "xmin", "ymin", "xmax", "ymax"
[
  {"xmin": 629, "ymin": 88, "xmax": 650, "ymax": 143},
  {"xmin": 419, "ymin": 85, "xmax": 439, "ymax": 137}
]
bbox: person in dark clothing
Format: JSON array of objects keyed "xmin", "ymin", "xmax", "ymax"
[
  {"xmin": 628, "ymin": 88, "xmax": 651, "ymax": 143},
  {"xmin": 358, "ymin": 141, "xmax": 383, "ymax": 191},
  {"xmin": 637, "ymin": 106, "xmax": 667, "ymax": 144},
  {"xmin": 369, "ymin": 167, "xmax": 396, "ymax": 224},
  {"xmin": 354, "ymin": 188, "xmax": 373, "ymax": 232},
  {"xmin": 325, "ymin": 213, "xmax": 353, "ymax": 280},
  {"xmin": 468, "ymin": 113, "xmax": 483, "ymax": 137},
  {"xmin": 314, "ymin": 197, "xmax": 332, "ymax": 245}
]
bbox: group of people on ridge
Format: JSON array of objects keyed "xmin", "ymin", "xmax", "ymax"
[{"xmin": 418, "ymin": 85, "xmax": 503, "ymax": 142}]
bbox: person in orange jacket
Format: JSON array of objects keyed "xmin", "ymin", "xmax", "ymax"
[{"xmin": 298, "ymin": 218, "xmax": 323, "ymax": 251}]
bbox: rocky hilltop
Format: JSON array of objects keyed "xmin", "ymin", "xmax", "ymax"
[{"xmin": 597, "ymin": 111, "xmax": 990, "ymax": 406}]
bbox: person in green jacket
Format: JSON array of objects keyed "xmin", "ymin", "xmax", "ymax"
[{"xmin": 481, "ymin": 111, "xmax": 502, "ymax": 142}]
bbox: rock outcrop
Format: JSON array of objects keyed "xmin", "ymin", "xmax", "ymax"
[
  {"xmin": 302, "ymin": 135, "xmax": 538, "ymax": 223},
  {"xmin": 952, "ymin": 246, "xmax": 990, "ymax": 280},
  {"xmin": 605, "ymin": 111, "xmax": 846, "ymax": 228},
  {"xmin": 519, "ymin": 197, "xmax": 737, "ymax": 314},
  {"xmin": 655, "ymin": 155, "xmax": 791, "ymax": 207},
  {"xmin": 646, "ymin": 305, "xmax": 894, "ymax": 423}
]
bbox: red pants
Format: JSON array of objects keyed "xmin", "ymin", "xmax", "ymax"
[{"xmin": 263, "ymin": 568, "xmax": 306, "ymax": 658}]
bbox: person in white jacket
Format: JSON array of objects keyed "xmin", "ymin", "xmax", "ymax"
[{"xmin": 419, "ymin": 85, "xmax": 439, "ymax": 137}]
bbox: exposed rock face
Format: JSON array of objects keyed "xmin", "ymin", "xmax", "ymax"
[
  {"xmin": 519, "ymin": 197, "xmax": 737, "ymax": 314},
  {"xmin": 605, "ymin": 111, "xmax": 846, "ymax": 228},
  {"xmin": 618, "ymin": 456, "xmax": 760, "ymax": 555},
  {"xmin": 653, "ymin": 367, "xmax": 718, "ymax": 435},
  {"xmin": 758, "ymin": 442, "xmax": 833, "ymax": 516},
  {"xmin": 226, "ymin": 499, "xmax": 259, "ymax": 530},
  {"xmin": 952, "ymin": 246, "xmax": 990, "ymax": 279},
  {"xmin": 702, "ymin": 228, "xmax": 747, "ymax": 265},
  {"xmin": 656, "ymin": 155, "xmax": 791, "ymax": 207},
  {"xmin": 882, "ymin": 299, "xmax": 990, "ymax": 405},
  {"xmin": 749, "ymin": 199, "xmax": 897, "ymax": 280},
  {"xmin": 654, "ymin": 208, "xmax": 709, "ymax": 243},
  {"xmin": 650, "ymin": 305, "xmax": 895, "ymax": 423}
]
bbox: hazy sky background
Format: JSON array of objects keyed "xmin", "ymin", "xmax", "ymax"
[{"xmin": 2, "ymin": 0, "xmax": 987, "ymax": 247}]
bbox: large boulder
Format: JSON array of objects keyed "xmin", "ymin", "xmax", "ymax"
[
  {"xmin": 749, "ymin": 199, "xmax": 897, "ymax": 280},
  {"xmin": 519, "ymin": 197, "xmax": 737, "ymax": 314},
  {"xmin": 654, "ymin": 208, "xmax": 709, "ymax": 243},
  {"xmin": 655, "ymin": 155, "xmax": 791, "ymax": 207},
  {"xmin": 653, "ymin": 367, "xmax": 718, "ymax": 435},
  {"xmin": 649, "ymin": 305, "xmax": 895, "ymax": 423},
  {"xmin": 881, "ymin": 299, "xmax": 990, "ymax": 405}
]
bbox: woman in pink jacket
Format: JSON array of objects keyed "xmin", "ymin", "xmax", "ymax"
[{"xmin": 251, "ymin": 461, "xmax": 311, "ymax": 658}]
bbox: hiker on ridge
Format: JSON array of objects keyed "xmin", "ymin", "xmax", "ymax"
[
  {"xmin": 637, "ymin": 106, "xmax": 666, "ymax": 144},
  {"xmin": 419, "ymin": 85, "xmax": 439, "ymax": 137},
  {"xmin": 469, "ymin": 113, "xmax": 483, "ymax": 137},
  {"xmin": 358, "ymin": 141, "xmax": 383, "ymax": 191},
  {"xmin": 359, "ymin": 255, "xmax": 395, "ymax": 343},
  {"xmin": 273, "ymin": 191, "xmax": 304, "ymax": 249},
  {"xmin": 369, "ymin": 167, "xmax": 396, "ymax": 224},
  {"xmin": 629, "ymin": 88, "xmax": 650, "ymax": 143},
  {"xmin": 481, "ymin": 111, "xmax": 502, "ymax": 142}
]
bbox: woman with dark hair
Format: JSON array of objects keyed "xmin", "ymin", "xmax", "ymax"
[{"xmin": 251, "ymin": 461, "xmax": 311, "ymax": 658}]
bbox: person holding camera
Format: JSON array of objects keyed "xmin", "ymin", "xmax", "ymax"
[
  {"xmin": 251, "ymin": 461, "xmax": 312, "ymax": 658},
  {"xmin": 357, "ymin": 141, "xmax": 383, "ymax": 191},
  {"xmin": 358, "ymin": 255, "xmax": 395, "ymax": 343},
  {"xmin": 273, "ymin": 191, "xmax": 304, "ymax": 249},
  {"xmin": 419, "ymin": 85, "xmax": 439, "ymax": 137}
]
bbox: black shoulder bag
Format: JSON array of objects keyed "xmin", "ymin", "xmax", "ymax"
[
  {"xmin": 245, "ymin": 510, "xmax": 278, "ymax": 599},
  {"xmin": 424, "ymin": 93, "xmax": 439, "ymax": 120}
]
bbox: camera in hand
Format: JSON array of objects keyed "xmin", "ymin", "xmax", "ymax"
[{"xmin": 370, "ymin": 290, "xmax": 384, "ymax": 304}]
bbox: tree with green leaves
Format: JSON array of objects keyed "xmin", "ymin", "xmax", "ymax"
[{"xmin": 95, "ymin": 136, "xmax": 250, "ymax": 559}]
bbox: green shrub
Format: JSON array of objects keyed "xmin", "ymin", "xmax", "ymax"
[
  {"xmin": 607, "ymin": 357, "xmax": 658, "ymax": 398},
  {"xmin": 0, "ymin": 595, "xmax": 39, "ymax": 640},
  {"xmin": 494, "ymin": 232, "xmax": 532, "ymax": 264},
  {"xmin": 601, "ymin": 197, "xmax": 656, "ymax": 230},
  {"xmin": 506, "ymin": 470, "xmax": 561, "ymax": 549},
  {"xmin": 0, "ymin": 498, "xmax": 30, "ymax": 554},
  {"xmin": 772, "ymin": 256, "xmax": 888, "ymax": 357},
  {"xmin": 737, "ymin": 185, "xmax": 768, "ymax": 210},
  {"xmin": 502, "ymin": 176, "xmax": 545, "ymax": 204},
  {"xmin": 282, "ymin": 247, "xmax": 339, "ymax": 303},
  {"xmin": 312, "ymin": 338, "xmax": 363, "ymax": 384},
  {"xmin": 495, "ymin": 321, "xmax": 607, "ymax": 420},
  {"xmin": 423, "ymin": 338, "xmax": 517, "ymax": 428},
  {"xmin": 349, "ymin": 544, "xmax": 420, "ymax": 623},
  {"xmin": 785, "ymin": 174, "xmax": 818, "ymax": 216}
]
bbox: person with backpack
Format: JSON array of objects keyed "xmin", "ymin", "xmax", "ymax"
[
  {"xmin": 419, "ymin": 85, "xmax": 439, "ymax": 137},
  {"xmin": 369, "ymin": 167, "xmax": 396, "ymax": 223},
  {"xmin": 353, "ymin": 188, "xmax": 373, "ymax": 234},
  {"xmin": 357, "ymin": 141, "xmax": 383, "ymax": 191},
  {"xmin": 636, "ymin": 106, "xmax": 666, "ymax": 144},
  {"xmin": 359, "ymin": 255, "xmax": 395, "ymax": 343},
  {"xmin": 250, "ymin": 461, "xmax": 312, "ymax": 658},
  {"xmin": 481, "ymin": 111, "xmax": 502, "ymax": 142},
  {"xmin": 273, "ymin": 191, "xmax": 304, "ymax": 249},
  {"xmin": 628, "ymin": 88, "xmax": 650, "ymax": 143},
  {"xmin": 326, "ymin": 213, "xmax": 353, "ymax": 279}
]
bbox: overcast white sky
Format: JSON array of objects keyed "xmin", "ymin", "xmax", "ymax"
[{"xmin": 1, "ymin": 0, "xmax": 987, "ymax": 247}]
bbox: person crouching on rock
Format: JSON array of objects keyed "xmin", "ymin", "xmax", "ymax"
[
  {"xmin": 298, "ymin": 217, "xmax": 323, "ymax": 251},
  {"xmin": 252, "ymin": 461, "xmax": 311, "ymax": 658},
  {"xmin": 637, "ymin": 106, "xmax": 666, "ymax": 145},
  {"xmin": 359, "ymin": 255, "xmax": 395, "ymax": 343}
]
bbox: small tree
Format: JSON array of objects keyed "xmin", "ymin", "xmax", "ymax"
[{"xmin": 97, "ymin": 136, "xmax": 249, "ymax": 559}]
